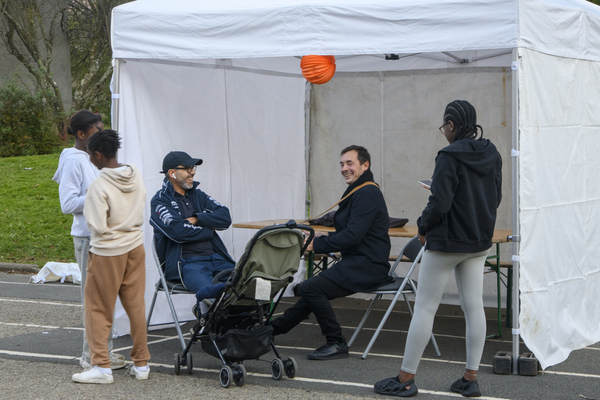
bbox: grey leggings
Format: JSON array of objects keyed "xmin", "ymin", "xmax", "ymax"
[{"xmin": 401, "ymin": 248, "xmax": 490, "ymax": 374}]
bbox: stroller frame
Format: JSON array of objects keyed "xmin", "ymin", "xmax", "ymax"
[{"xmin": 174, "ymin": 220, "xmax": 314, "ymax": 388}]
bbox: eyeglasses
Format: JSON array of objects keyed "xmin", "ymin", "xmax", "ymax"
[
  {"xmin": 439, "ymin": 122, "xmax": 449, "ymax": 134},
  {"xmin": 173, "ymin": 166, "xmax": 197, "ymax": 174}
]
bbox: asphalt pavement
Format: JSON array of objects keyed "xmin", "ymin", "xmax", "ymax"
[{"xmin": 1, "ymin": 270, "xmax": 599, "ymax": 400}]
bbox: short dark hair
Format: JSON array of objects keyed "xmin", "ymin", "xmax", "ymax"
[
  {"xmin": 87, "ymin": 130, "xmax": 121, "ymax": 159},
  {"xmin": 67, "ymin": 110, "xmax": 102, "ymax": 136},
  {"xmin": 340, "ymin": 145, "xmax": 370, "ymax": 166}
]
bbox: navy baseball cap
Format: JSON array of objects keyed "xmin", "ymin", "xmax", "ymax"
[{"xmin": 160, "ymin": 151, "xmax": 203, "ymax": 173}]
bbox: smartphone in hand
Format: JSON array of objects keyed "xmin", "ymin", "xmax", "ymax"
[{"xmin": 418, "ymin": 180, "xmax": 432, "ymax": 189}]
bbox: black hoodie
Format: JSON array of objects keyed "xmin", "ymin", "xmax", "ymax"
[{"xmin": 417, "ymin": 138, "xmax": 502, "ymax": 253}]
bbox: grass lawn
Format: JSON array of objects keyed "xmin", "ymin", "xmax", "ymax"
[{"xmin": 0, "ymin": 153, "xmax": 74, "ymax": 266}]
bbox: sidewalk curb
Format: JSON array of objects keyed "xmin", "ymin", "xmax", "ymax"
[{"xmin": 0, "ymin": 263, "xmax": 39, "ymax": 274}]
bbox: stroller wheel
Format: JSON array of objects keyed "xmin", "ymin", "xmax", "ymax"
[
  {"xmin": 233, "ymin": 364, "xmax": 246, "ymax": 386},
  {"xmin": 283, "ymin": 357, "xmax": 298, "ymax": 379},
  {"xmin": 270, "ymin": 358, "xmax": 284, "ymax": 380},
  {"xmin": 219, "ymin": 365, "xmax": 233, "ymax": 388},
  {"xmin": 174, "ymin": 353, "xmax": 181, "ymax": 375},
  {"xmin": 186, "ymin": 353, "xmax": 193, "ymax": 375}
]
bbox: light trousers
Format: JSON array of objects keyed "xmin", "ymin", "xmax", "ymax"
[
  {"xmin": 401, "ymin": 248, "xmax": 490, "ymax": 374},
  {"xmin": 85, "ymin": 244, "xmax": 150, "ymax": 368}
]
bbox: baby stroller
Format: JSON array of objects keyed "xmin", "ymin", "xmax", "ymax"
[{"xmin": 174, "ymin": 220, "xmax": 314, "ymax": 388}]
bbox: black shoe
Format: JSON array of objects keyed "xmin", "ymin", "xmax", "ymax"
[
  {"xmin": 307, "ymin": 342, "xmax": 349, "ymax": 360},
  {"xmin": 374, "ymin": 377, "xmax": 418, "ymax": 397},
  {"xmin": 450, "ymin": 378, "xmax": 482, "ymax": 397}
]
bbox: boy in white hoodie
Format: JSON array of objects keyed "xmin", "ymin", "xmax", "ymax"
[
  {"xmin": 53, "ymin": 110, "xmax": 125, "ymax": 370},
  {"xmin": 71, "ymin": 130, "xmax": 150, "ymax": 384}
]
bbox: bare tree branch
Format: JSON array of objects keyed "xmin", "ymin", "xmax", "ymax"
[{"xmin": 0, "ymin": 0, "xmax": 68, "ymax": 131}]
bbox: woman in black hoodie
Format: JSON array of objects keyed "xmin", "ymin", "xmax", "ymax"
[{"xmin": 374, "ymin": 100, "xmax": 502, "ymax": 398}]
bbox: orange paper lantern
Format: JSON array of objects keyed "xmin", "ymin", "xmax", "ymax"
[{"xmin": 301, "ymin": 55, "xmax": 336, "ymax": 84}]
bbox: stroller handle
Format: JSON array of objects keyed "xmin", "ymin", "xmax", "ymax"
[{"xmin": 283, "ymin": 220, "xmax": 315, "ymax": 255}]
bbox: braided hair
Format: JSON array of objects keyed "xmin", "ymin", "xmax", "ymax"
[
  {"xmin": 87, "ymin": 129, "xmax": 121, "ymax": 159},
  {"xmin": 443, "ymin": 100, "xmax": 483, "ymax": 142}
]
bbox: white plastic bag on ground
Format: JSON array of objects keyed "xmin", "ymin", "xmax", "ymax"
[{"xmin": 29, "ymin": 262, "xmax": 81, "ymax": 284}]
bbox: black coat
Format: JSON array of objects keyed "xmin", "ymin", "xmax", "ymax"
[
  {"xmin": 418, "ymin": 138, "xmax": 502, "ymax": 253},
  {"xmin": 314, "ymin": 170, "xmax": 393, "ymax": 292}
]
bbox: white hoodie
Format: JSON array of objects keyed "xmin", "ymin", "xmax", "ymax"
[
  {"xmin": 52, "ymin": 147, "xmax": 100, "ymax": 237},
  {"xmin": 84, "ymin": 164, "xmax": 146, "ymax": 256}
]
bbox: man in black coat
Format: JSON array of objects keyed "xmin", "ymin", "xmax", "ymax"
[{"xmin": 271, "ymin": 145, "xmax": 392, "ymax": 360}]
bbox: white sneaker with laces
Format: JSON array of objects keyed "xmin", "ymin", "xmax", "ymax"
[
  {"xmin": 72, "ymin": 366, "xmax": 114, "ymax": 384},
  {"xmin": 129, "ymin": 365, "xmax": 150, "ymax": 380}
]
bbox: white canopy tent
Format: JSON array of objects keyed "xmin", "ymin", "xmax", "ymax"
[{"xmin": 110, "ymin": 0, "xmax": 600, "ymax": 370}]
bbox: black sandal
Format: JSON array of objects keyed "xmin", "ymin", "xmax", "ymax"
[
  {"xmin": 450, "ymin": 378, "xmax": 482, "ymax": 397},
  {"xmin": 374, "ymin": 377, "xmax": 418, "ymax": 397}
]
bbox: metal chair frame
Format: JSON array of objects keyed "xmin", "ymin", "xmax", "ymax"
[
  {"xmin": 147, "ymin": 238, "xmax": 194, "ymax": 352},
  {"xmin": 348, "ymin": 236, "xmax": 441, "ymax": 359}
]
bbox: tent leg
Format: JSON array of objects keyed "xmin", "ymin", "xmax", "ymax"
[
  {"xmin": 511, "ymin": 47, "xmax": 521, "ymax": 375},
  {"xmin": 111, "ymin": 59, "xmax": 121, "ymax": 132},
  {"xmin": 305, "ymin": 81, "xmax": 312, "ymax": 218}
]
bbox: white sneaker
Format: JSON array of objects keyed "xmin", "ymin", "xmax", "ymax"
[
  {"xmin": 81, "ymin": 360, "xmax": 92, "ymax": 370},
  {"xmin": 109, "ymin": 352, "xmax": 126, "ymax": 370},
  {"xmin": 72, "ymin": 366, "xmax": 114, "ymax": 384},
  {"xmin": 129, "ymin": 365, "xmax": 150, "ymax": 380}
]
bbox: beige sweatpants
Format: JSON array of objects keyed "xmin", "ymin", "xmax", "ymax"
[{"xmin": 85, "ymin": 244, "xmax": 150, "ymax": 368}]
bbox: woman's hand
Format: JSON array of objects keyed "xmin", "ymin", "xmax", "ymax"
[{"xmin": 417, "ymin": 232, "xmax": 426, "ymax": 246}]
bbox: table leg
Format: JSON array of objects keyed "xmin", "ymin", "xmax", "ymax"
[
  {"xmin": 485, "ymin": 244, "xmax": 502, "ymax": 339},
  {"xmin": 506, "ymin": 265, "xmax": 513, "ymax": 328},
  {"xmin": 307, "ymin": 251, "xmax": 315, "ymax": 278},
  {"xmin": 495, "ymin": 243, "xmax": 502, "ymax": 338}
]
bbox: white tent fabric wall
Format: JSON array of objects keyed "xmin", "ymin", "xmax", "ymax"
[
  {"xmin": 111, "ymin": 59, "xmax": 306, "ymax": 330},
  {"xmin": 518, "ymin": 47, "xmax": 600, "ymax": 369},
  {"xmin": 109, "ymin": 0, "xmax": 600, "ymax": 368}
]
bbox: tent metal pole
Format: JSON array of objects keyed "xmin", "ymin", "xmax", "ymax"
[
  {"xmin": 111, "ymin": 59, "xmax": 121, "ymax": 132},
  {"xmin": 305, "ymin": 81, "xmax": 312, "ymax": 218},
  {"xmin": 511, "ymin": 47, "xmax": 521, "ymax": 374}
]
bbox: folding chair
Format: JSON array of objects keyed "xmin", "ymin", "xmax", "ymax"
[
  {"xmin": 348, "ymin": 236, "xmax": 441, "ymax": 359},
  {"xmin": 147, "ymin": 238, "xmax": 195, "ymax": 352}
]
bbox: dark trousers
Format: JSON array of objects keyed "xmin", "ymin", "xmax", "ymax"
[
  {"xmin": 180, "ymin": 253, "xmax": 234, "ymax": 299},
  {"xmin": 271, "ymin": 274, "xmax": 354, "ymax": 344}
]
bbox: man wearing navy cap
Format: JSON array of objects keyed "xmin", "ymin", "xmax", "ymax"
[{"xmin": 150, "ymin": 151, "xmax": 235, "ymax": 303}]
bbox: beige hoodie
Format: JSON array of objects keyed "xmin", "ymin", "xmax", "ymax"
[{"xmin": 84, "ymin": 164, "xmax": 146, "ymax": 256}]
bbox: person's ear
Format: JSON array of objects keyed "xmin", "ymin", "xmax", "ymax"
[
  {"xmin": 448, "ymin": 120, "xmax": 456, "ymax": 133},
  {"xmin": 77, "ymin": 130, "xmax": 86, "ymax": 140}
]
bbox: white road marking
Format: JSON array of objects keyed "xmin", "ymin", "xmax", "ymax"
[
  {"xmin": 542, "ymin": 370, "xmax": 600, "ymax": 379},
  {"xmin": 0, "ymin": 349, "xmax": 511, "ymax": 399},
  {"xmin": 0, "ymin": 280, "xmax": 79, "ymax": 287},
  {"xmin": 0, "ymin": 298, "xmax": 80, "ymax": 307},
  {"xmin": 0, "ymin": 321, "xmax": 61, "ymax": 329}
]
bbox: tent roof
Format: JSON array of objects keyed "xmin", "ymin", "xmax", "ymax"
[{"xmin": 112, "ymin": 0, "xmax": 600, "ymax": 65}]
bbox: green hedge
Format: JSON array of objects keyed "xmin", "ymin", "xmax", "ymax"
[{"xmin": 0, "ymin": 82, "xmax": 62, "ymax": 157}]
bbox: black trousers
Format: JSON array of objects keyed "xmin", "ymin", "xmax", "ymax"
[{"xmin": 271, "ymin": 274, "xmax": 354, "ymax": 344}]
